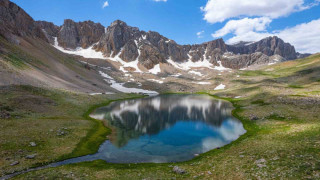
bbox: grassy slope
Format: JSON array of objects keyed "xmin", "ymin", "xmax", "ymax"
[
  {"xmin": 0, "ymin": 85, "xmax": 141, "ymax": 177},
  {"xmin": 1, "ymin": 54, "xmax": 319, "ymax": 179}
]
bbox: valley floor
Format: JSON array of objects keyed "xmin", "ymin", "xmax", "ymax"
[{"xmin": 0, "ymin": 55, "xmax": 320, "ymax": 179}]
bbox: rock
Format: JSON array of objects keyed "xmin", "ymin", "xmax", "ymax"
[
  {"xmin": 58, "ymin": 19, "xmax": 105, "ymax": 49},
  {"xmin": 255, "ymin": 159, "xmax": 266, "ymax": 164},
  {"xmin": 30, "ymin": 142, "xmax": 37, "ymax": 147},
  {"xmin": 194, "ymin": 154, "xmax": 199, "ymax": 157},
  {"xmin": 0, "ymin": 110, "xmax": 11, "ymax": 119},
  {"xmin": 25, "ymin": 154, "xmax": 37, "ymax": 159},
  {"xmin": 227, "ymin": 36, "xmax": 297, "ymax": 60},
  {"xmin": 10, "ymin": 161, "xmax": 19, "ymax": 166},
  {"xmin": 173, "ymin": 166, "xmax": 186, "ymax": 174},
  {"xmin": 250, "ymin": 115, "xmax": 259, "ymax": 121},
  {"xmin": 35, "ymin": 21, "xmax": 59, "ymax": 44},
  {"xmin": 0, "ymin": 0, "xmax": 47, "ymax": 42},
  {"xmin": 0, "ymin": 0, "xmax": 301, "ymax": 70},
  {"xmin": 255, "ymin": 158, "xmax": 267, "ymax": 168},
  {"xmin": 207, "ymin": 171, "xmax": 212, "ymax": 175}
]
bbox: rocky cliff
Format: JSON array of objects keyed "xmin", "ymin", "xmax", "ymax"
[
  {"xmin": 93, "ymin": 20, "xmax": 296, "ymax": 69},
  {"xmin": 57, "ymin": 20, "xmax": 105, "ymax": 49},
  {"xmin": 0, "ymin": 0, "xmax": 47, "ymax": 44},
  {"xmin": 226, "ymin": 37, "xmax": 297, "ymax": 60},
  {"xmin": 0, "ymin": 0, "xmax": 303, "ymax": 70}
]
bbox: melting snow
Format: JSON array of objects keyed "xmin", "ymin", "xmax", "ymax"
[
  {"xmin": 108, "ymin": 50, "xmax": 142, "ymax": 73},
  {"xmin": 149, "ymin": 64, "xmax": 161, "ymax": 74},
  {"xmin": 192, "ymin": 82, "xmax": 211, "ymax": 85},
  {"xmin": 148, "ymin": 79, "xmax": 164, "ymax": 84},
  {"xmin": 99, "ymin": 71, "xmax": 158, "ymax": 94},
  {"xmin": 214, "ymin": 61, "xmax": 230, "ymax": 71},
  {"xmin": 53, "ymin": 37, "xmax": 105, "ymax": 59},
  {"xmin": 189, "ymin": 70, "xmax": 203, "ymax": 76},
  {"xmin": 167, "ymin": 57, "xmax": 214, "ymax": 71},
  {"xmin": 170, "ymin": 73, "xmax": 182, "ymax": 77},
  {"xmin": 214, "ymin": 84, "xmax": 226, "ymax": 90},
  {"xmin": 89, "ymin": 92, "xmax": 114, "ymax": 96}
]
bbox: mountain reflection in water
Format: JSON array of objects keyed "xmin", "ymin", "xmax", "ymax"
[
  {"xmin": 84, "ymin": 95, "xmax": 246, "ymax": 163},
  {"xmin": 91, "ymin": 95, "xmax": 236, "ymax": 147}
]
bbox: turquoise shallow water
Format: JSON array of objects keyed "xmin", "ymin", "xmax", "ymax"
[{"xmin": 88, "ymin": 94, "xmax": 246, "ymax": 163}]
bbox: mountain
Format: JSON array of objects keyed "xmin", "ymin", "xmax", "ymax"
[
  {"xmin": 0, "ymin": 0, "xmax": 115, "ymax": 93},
  {"xmin": 45, "ymin": 19, "xmax": 299, "ymax": 70},
  {"xmin": 0, "ymin": 0, "xmax": 47, "ymax": 44},
  {"xmin": 0, "ymin": 0, "xmax": 308, "ymax": 78}
]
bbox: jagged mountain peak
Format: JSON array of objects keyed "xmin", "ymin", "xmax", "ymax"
[{"xmin": 0, "ymin": 0, "xmax": 303, "ymax": 71}]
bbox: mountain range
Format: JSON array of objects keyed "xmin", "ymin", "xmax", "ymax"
[{"xmin": 0, "ymin": 0, "xmax": 310, "ymax": 72}]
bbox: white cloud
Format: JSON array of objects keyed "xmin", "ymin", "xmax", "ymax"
[
  {"xmin": 215, "ymin": 18, "xmax": 320, "ymax": 53},
  {"xmin": 197, "ymin": 31, "xmax": 204, "ymax": 38},
  {"xmin": 276, "ymin": 19, "xmax": 320, "ymax": 53},
  {"xmin": 102, "ymin": 1, "xmax": 109, "ymax": 8},
  {"xmin": 153, "ymin": 0, "xmax": 167, "ymax": 2},
  {"xmin": 201, "ymin": 0, "xmax": 317, "ymax": 24},
  {"xmin": 212, "ymin": 17, "xmax": 271, "ymax": 38}
]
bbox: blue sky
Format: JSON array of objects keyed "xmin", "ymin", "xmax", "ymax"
[{"xmin": 11, "ymin": 0, "xmax": 320, "ymax": 53}]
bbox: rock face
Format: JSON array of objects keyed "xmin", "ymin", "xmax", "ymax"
[
  {"xmin": 57, "ymin": 20, "xmax": 105, "ymax": 49},
  {"xmin": 35, "ymin": 21, "xmax": 60, "ymax": 44},
  {"xmin": 0, "ymin": 0, "xmax": 47, "ymax": 43},
  {"xmin": 0, "ymin": 0, "xmax": 305, "ymax": 70},
  {"xmin": 94, "ymin": 20, "xmax": 298, "ymax": 69},
  {"xmin": 227, "ymin": 36, "xmax": 297, "ymax": 60}
]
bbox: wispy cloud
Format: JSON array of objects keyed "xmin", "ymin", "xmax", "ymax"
[
  {"xmin": 196, "ymin": 31, "xmax": 205, "ymax": 38},
  {"xmin": 102, "ymin": 1, "xmax": 109, "ymax": 8},
  {"xmin": 201, "ymin": 0, "xmax": 318, "ymax": 24}
]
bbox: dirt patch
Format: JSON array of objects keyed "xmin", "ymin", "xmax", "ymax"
[{"xmin": 12, "ymin": 95, "xmax": 57, "ymax": 113}]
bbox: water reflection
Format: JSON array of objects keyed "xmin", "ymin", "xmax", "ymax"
[{"xmin": 86, "ymin": 94, "xmax": 246, "ymax": 163}]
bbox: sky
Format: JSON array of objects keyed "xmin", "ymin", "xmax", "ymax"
[{"xmin": 11, "ymin": 0, "xmax": 320, "ymax": 53}]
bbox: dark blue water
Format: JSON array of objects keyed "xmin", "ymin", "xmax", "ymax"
[{"xmin": 87, "ymin": 94, "xmax": 246, "ymax": 163}]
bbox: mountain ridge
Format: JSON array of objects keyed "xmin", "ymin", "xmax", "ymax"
[
  {"xmin": 0, "ymin": 0, "xmax": 310, "ymax": 71},
  {"xmin": 41, "ymin": 19, "xmax": 301, "ymax": 70}
]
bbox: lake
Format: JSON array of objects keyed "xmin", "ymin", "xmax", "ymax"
[{"xmin": 88, "ymin": 94, "xmax": 246, "ymax": 163}]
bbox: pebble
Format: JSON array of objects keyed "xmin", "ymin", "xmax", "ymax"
[
  {"xmin": 255, "ymin": 158, "xmax": 267, "ymax": 168},
  {"xmin": 30, "ymin": 142, "xmax": 37, "ymax": 147},
  {"xmin": 173, "ymin": 166, "xmax": 187, "ymax": 174},
  {"xmin": 10, "ymin": 161, "xmax": 19, "ymax": 166},
  {"xmin": 25, "ymin": 154, "xmax": 37, "ymax": 159}
]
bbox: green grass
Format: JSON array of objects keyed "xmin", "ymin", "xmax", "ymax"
[
  {"xmin": 1, "ymin": 53, "xmax": 320, "ymax": 179},
  {"xmin": 288, "ymin": 84, "xmax": 304, "ymax": 89},
  {"xmin": 4, "ymin": 53, "xmax": 27, "ymax": 69}
]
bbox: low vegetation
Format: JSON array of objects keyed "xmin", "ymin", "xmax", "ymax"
[{"xmin": 1, "ymin": 54, "xmax": 320, "ymax": 179}]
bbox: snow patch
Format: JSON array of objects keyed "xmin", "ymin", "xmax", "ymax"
[
  {"xmin": 108, "ymin": 49, "xmax": 142, "ymax": 73},
  {"xmin": 89, "ymin": 92, "xmax": 114, "ymax": 96},
  {"xmin": 214, "ymin": 61, "xmax": 230, "ymax": 71},
  {"xmin": 192, "ymin": 82, "xmax": 211, "ymax": 85},
  {"xmin": 53, "ymin": 37, "xmax": 105, "ymax": 59},
  {"xmin": 189, "ymin": 70, "xmax": 203, "ymax": 76},
  {"xmin": 99, "ymin": 71, "xmax": 158, "ymax": 94},
  {"xmin": 149, "ymin": 64, "xmax": 161, "ymax": 74},
  {"xmin": 170, "ymin": 73, "xmax": 182, "ymax": 77},
  {"xmin": 214, "ymin": 84, "xmax": 226, "ymax": 90},
  {"xmin": 167, "ymin": 57, "xmax": 213, "ymax": 71},
  {"xmin": 148, "ymin": 79, "xmax": 164, "ymax": 84}
]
